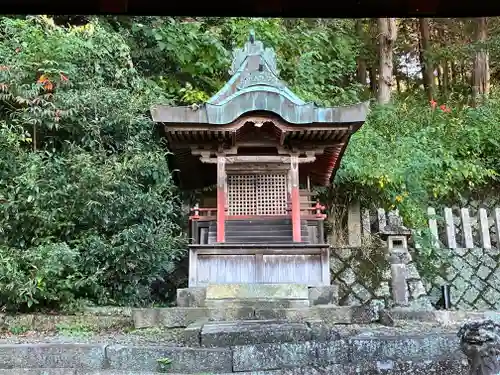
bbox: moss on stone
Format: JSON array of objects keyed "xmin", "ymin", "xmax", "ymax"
[
  {"xmin": 0, "ymin": 312, "xmax": 133, "ymax": 333},
  {"xmin": 353, "ymin": 238, "xmax": 388, "ymax": 292}
]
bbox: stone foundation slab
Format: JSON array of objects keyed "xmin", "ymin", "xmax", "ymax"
[
  {"xmin": 232, "ymin": 341, "xmax": 318, "ymax": 372},
  {"xmin": 206, "ymin": 284, "xmax": 310, "ymax": 300},
  {"xmin": 0, "ymin": 334, "xmax": 469, "ymax": 374},
  {"xmin": 176, "ymin": 285, "xmax": 339, "ymax": 308},
  {"xmin": 205, "ymin": 299, "xmax": 310, "ymax": 309},
  {"xmin": 254, "ymin": 305, "xmax": 376, "ymax": 323},
  {"xmin": 106, "ymin": 345, "xmax": 233, "ymax": 373},
  {"xmin": 201, "ymin": 320, "xmax": 312, "ymax": 347},
  {"xmin": 0, "ymin": 344, "xmax": 106, "ymax": 370},
  {"xmin": 379, "ymin": 308, "xmax": 500, "ymax": 326},
  {"xmin": 132, "ymin": 305, "xmax": 376, "ymax": 329},
  {"xmin": 132, "ymin": 307, "xmax": 254, "ymax": 329}
]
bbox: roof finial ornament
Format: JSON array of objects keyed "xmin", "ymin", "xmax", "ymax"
[
  {"xmin": 228, "ymin": 29, "xmax": 279, "ymax": 76},
  {"xmin": 249, "ymin": 29, "xmax": 255, "ymax": 44}
]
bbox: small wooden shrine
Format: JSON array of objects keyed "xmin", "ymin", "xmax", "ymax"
[{"xmin": 151, "ymin": 32, "xmax": 369, "ymax": 287}]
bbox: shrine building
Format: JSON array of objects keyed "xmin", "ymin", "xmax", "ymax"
[{"xmin": 151, "ymin": 32, "xmax": 369, "ymax": 288}]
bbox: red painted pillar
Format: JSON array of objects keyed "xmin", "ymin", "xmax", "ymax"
[
  {"xmin": 216, "ymin": 156, "xmax": 226, "ymax": 242},
  {"xmin": 290, "ymin": 155, "xmax": 301, "ymax": 242}
]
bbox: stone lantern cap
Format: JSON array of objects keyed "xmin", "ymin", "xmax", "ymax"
[{"xmin": 380, "ymin": 211, "xmax": 411, "ymax": 240}]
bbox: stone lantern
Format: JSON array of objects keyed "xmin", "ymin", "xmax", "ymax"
[{"xmin": 380, "ymin": 211, "xmax": 412, "ymax": 307}]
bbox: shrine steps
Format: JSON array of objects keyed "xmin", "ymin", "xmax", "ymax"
[
  {"xmin": 132, "ymin": 305, "xmax": 376, "ymax": 329},
  {"xmin": 207, "ymin": 219, "xmax": 310, "ymax": 244},
  {"xmin": 187, "ymin": 320, "xmax": 336, "ymax": 347},
  {"xmin": 134, "ymin": 283, "xmax": 355, "ymax": 329}
]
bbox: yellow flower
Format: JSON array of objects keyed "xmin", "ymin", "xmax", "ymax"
[{"xmin": 395, "ymin": 195, "xmax": 403, "ymax": 203}]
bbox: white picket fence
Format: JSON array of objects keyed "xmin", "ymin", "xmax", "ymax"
[{"xmin": 346, "ymin": 203, "xmax": 500, "ymax": 249}]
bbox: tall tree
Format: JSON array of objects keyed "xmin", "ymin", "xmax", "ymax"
[
  {"xmin": 419, "ymin": 18, "xmax": 434, "ymax": 101},
  {"xmin": 355, "ymin": 20, "xmax": 368, "ymax": 85},
  {"xmin": 472, "ymin": 17, "xmax": 490, "ymax": 103},
  {"xmin": 439, "ymin": 27, "xmax": 450, "ymax": 98},
  {"xmin": 377, "ymin": 18, "xmax": 397, "ymax": 104}
]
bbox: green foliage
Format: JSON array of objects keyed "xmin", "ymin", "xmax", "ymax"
[
  {"xmin": 56, "ymin": 322, "xmax": 94, "ymax": 337},
  {"xmin": 336, "ymin": 94, "xmax": 500, "ymax": 227},
  {"xmin": 0, "ymin": 16, "xmax": 187, "ymax": 311}
]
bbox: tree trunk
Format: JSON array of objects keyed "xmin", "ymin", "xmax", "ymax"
[
  {"xmin": 436, "ymin": 64, "xmax": 441, "ymax": 90},
  {"xmin": 438, "ymin": 27, "xmax": 450, "ymax": 99},
  {"xmin": 472, "ymin": 17, "xmax": 490, "ymax": 103},
  {"xmin": 369, "ymin": 65, "xmax": 377, "ymax": 95},
  {"xmin": 355, "ymin": 20, "xmax": 368, "ymax": 85},
  {"xmin": 377, "ymin": 18, "xmax": 397, "ymax": 104},
  {"xmin": 394, "ymin": 64, "xmax": 401, "ymax": 93},
  {"xmin": 451, "ymin": 61, "xmax": 457, "ymax": 86},
  {"xmin": 419, "ymin": 18, "xmax": 434, "ymax": 101},
  {"xmin": 442, "ymin": 61, "xmax": 449, "ymax": 99}
]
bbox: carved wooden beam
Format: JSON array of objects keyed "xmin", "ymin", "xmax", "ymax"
[
  {"xmin": 277, "ymin": 146, "xmax": 326, "ymax": 156},
  {"xmin": 199, "ymin": 155, "xmax": 316, "ymax": 164}
]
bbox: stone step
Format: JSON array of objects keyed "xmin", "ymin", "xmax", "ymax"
[
  {"xmin": 0, "ymin": 336, "xmax": 467, "ymax": 374},
  {"xmin": 176, "ymin": 285, "xmax": 338, "ymax": 308},
  {"xmin": 221, "ymin": 359, "xmax": 469, "ymax": 374},
  {"xmin": 199, "ymin": 320, "xmax": 316, "ymax": 347},
  {"xmin": 209, "ymin": 227, "xmax": 309, "ymax": 234},
  {"xmin": 378, "ymin": 308, "xmax": 500, "ymax": 327},
  {"xmin": 214, "ymin": 237, "xmax": 296, "ymax": 244},
  {"xmin": 210, "ymin": 233, "xmax": 308, "ymax": 238},
  {"xmin": 208, "ymin": 231, "xmax": 306, "ymax": 237},
  {"xmin": 219, "ymin": 227, "xmax": 294, "ymax": 233},
  {"xmin": 229, "ymin": 336, "xmax": 463, "ymax": 373},
  {"xmin": 0, "ymin": 344, "xmax": 232, "ymax": 374},
  {"xmin": 205, "ymin": 283, "xmax": 309, "ymax": 300},
  {"xmin": 223, "ymin": 223, "xmax": 295, "ymax": 229},
  {"xmin": 0, "ymin": 359, "xmax": 471, "ymax": 375},
  {"xmin": 225, "ymin": 219, "xmax": 293, "ymax": 226},
  {"xmin": 204, "ymin": 298, "xmax": 310, "ymax": 309},
  {"xmin": 132, "ymin": 305, "xmax": 375, "ymax": 329},
  {"xmin": 0, "ymin": 371, "xmax": 169, "ymax": 375}
]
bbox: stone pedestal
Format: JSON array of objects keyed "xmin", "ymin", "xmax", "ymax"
[
  {"xmin": 177, "ymin": 283, "xmax": 339, "ymax": 308},
  {"xmin": 387, "ymin": 248, "xmax": 411, "ymax": 307}
]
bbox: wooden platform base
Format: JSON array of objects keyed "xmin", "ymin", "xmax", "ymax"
[{"xmin": 188, "ymin": 244, "xmax": 330, "ymax": 287}]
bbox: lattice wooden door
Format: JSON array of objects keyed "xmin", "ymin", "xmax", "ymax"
[{"xmin": 227, "ymin": 174, "xmax": 287, "ymax": 216}]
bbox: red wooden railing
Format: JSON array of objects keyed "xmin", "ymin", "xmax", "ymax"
[
  {"xmin": 189, "ymin": 205, "xmax": 217, "ymax": 221},
  {"xmin": 188, "ymin": 200, "xmax": 326, "ymax": 221}
]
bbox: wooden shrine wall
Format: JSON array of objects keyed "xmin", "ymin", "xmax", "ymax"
[{"xmin": 189, "ymin": 246, "xmax": 330, "ymax": 287}]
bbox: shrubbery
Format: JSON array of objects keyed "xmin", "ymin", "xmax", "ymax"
[
  {"xmin": 335, "ymin": 95, "xmax": 500, "ymax": 226},
  {"xmin": 0, "ymin": 17, "xmax": 187, "ymax": 311}
]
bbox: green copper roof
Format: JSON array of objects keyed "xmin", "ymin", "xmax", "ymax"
[{"xmin": 151, "ymin": 31, "xmax": 369, "ymax": 126}]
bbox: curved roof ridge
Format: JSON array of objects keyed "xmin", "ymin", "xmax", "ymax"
[{"xmin": 150, "ymin": 30, "xmax": 370, "ymax": 126}]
